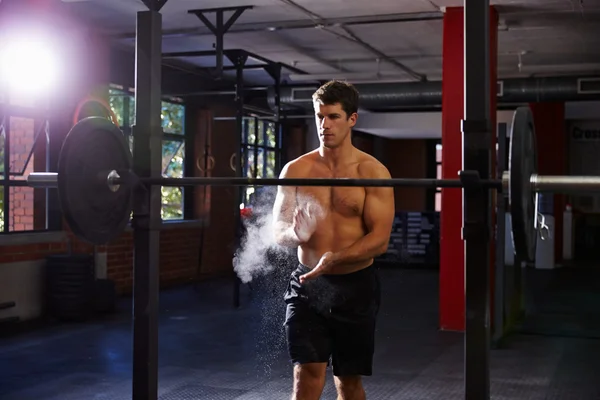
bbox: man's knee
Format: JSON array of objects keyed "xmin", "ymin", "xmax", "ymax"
[
  {"xmin": 334, "ymin": 376, "xmax": 365, "ymax": 400},
  {"xmin": 292, "ymin": 363, "xmax": 327, "ymax": 400}
]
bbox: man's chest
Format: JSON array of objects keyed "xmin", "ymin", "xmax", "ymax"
[{"xmin": 298, "ymin": 186, "xmax": 366, "ymax": 217}]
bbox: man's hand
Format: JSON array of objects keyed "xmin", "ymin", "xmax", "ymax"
[
  {"xmin": 299, "ymin": 251, "xmax": 335, "ymax": 284},
  {"xmin": 293, "ymin": 203, "xmax": 318, "ymax": 244}
]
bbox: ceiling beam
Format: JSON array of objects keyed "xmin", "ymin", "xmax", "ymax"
[{"xmin": 113, "ymin": 11, "xmax": 443, "ymax": 40}]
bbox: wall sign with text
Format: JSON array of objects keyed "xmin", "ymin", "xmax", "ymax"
[{"xmin": 571, "ymin": 122, "xmax": 600, "ymax": 141}]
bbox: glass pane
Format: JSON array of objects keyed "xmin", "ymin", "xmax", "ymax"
[
  {"xmin": 162, "ymin": 140, "xmax": 184, "ymax": 178},
  {"xmin": 108, "ymin": 89, "xmax": 135, "ymax": 127},
  {"xmin": 161, "ymin": 139, "xmax": 184, "ymax": 220},
  {"xmin": 257, "ymin": 119, "xmax": 265, "ymax": 146},
  {"xmin": 246, "ymin": 118, "xmax": 256, "ymax": 145},
  {"xmin": 242, "ymin": 118, "xmax": 247, "ymax": 144},
  {"xmin": 256, "ymin": 148, "xmax": 265, "ymax": 178},
  {"xmin": 436, "ymin": 144, "xmax": 442, "ymax": 163},
  {"xmin": 108, "ymin": 89, "xmax": 122, "ymax": 126},
  {"xmin": 245, "ymin": 146, "xmax": 255, "ymax": 178},
  {"xmin": 266, "ymin": 150, "xmax": 276, "ymax": 178},
  {"xmin": 9, "ymin": 186, "xmax": 34, "ymax": 231},
  {"xmin": 266, "ymin": 122, "xmax": 276, "ymax": 148},
  {"xmin": 9, "ymin": 116, "xmax": 36, "ymax": 180},
  {"xmin": 436, "ymin": 164, "xmax": 442, "ymax": 179},
  {"xmin": 129, "ymin": 96, "xmax": 136, "ymax": 126},
  {"xmin": 161, "ymin": 187, "xmax": 183, "ymax": 220},
  {"xmin": 161, "ymin": 101, "xmax": 185, "ymax": 134}
]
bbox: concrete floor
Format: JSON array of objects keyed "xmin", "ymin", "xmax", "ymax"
[{"xmin": 0, "ymin": 265, "xmax": 599, "ymax": 399}]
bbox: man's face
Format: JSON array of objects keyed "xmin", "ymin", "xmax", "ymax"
[{"xmin": 313, "ymin": 102, "xmax": 357, "ymax": 149}]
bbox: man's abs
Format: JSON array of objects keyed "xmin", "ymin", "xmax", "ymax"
[{"xmin": 297, "ymin": 214, "xmax": 373, "ymax": 273}]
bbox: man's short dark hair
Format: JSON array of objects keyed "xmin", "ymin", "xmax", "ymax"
[{"xmin": 312, "ymin": 80, "xmax": 359, "ymax": 118}]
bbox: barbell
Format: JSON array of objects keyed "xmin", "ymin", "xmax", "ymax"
[{"xmin": 24, "ymin": 106, "xmax": 591, "ymax": 262}]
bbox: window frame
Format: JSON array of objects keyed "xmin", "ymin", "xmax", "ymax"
[
  {"xmin": 240, "ymin": 115, "xmax": 282, "ymax": 208},
  {"xmin": 0, "ymin": 98, "xmax": 52, "ymax": 234},
  {"xmin": 108, "ymin": 85, "xmax": 189, "ymax": 222}
]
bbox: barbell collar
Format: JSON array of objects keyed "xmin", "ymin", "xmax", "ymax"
[{"xmin": 531, "ymin": 174, "xmax": 600, "ymax": 193}]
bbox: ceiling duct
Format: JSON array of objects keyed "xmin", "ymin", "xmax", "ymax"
[{"xmin": 269, "ymin": 75, "xmax": 600, "ymax": 111}]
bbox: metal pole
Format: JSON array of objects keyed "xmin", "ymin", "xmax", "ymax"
[
  {"xmin": 492, "ymin": 122, "xmax": 507, "ymax": 347},
  {"xmin": 131, "ymin": 9, "xmax": 163, "ymax": 400},
  {"xmin": 3, "ymin": 114, "xmax": 10, "ymax": 232},
  {"xmin": 463, "ymin": 0, "xmax": 491, "ymax": 399},
  {"xmin": 233, "ymin": 53, "xmax": 247, "ymax": 308},
  {"xmin": 26, "ymin": 172, "xmax": 502, "ymax": 189},
  {"xmin": 272, "ymin": 65, "xmax": 283, "ymax": 173}
]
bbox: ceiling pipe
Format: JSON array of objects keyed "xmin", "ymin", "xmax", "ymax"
[{"xmin": 268, "ymin": 75, "xmax": 600, "ymax": 110}]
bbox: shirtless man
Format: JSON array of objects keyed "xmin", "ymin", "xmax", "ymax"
[{"xmin": 272, "ymin": 80, "xmax": 395, "ymax": 400}]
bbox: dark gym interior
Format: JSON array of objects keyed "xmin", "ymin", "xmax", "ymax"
[{"xmin": 1, "ymin": 0, "xmax": 600, "ymax": 399}]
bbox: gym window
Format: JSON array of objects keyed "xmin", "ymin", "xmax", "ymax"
[
  {"xmin": 0, "ymin": 94, "xmax": 50, "ymax": 233},
  {"xmin": 240, "ymin": 116, "xmax": 281, "ymax": 207},
  {"xmin": 108, "ymin": 86, "xmax": 187, "ymax": 220}
]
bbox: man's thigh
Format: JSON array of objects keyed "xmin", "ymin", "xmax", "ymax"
[
  {"xmin": 284, "ymin": 301, "xmax": 332, "ymax": 365},
  {"xmin": 330, "ymin": 319, "xmax": 377, "ymax": 377}
]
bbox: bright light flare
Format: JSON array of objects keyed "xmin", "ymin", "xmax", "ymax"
[{"xmin": 0, "ymin": 34, "xmax": 62, "ymax": 98}]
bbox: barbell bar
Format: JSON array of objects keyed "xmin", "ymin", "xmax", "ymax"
[
  {"xmin": 21, "ymin": 107, "xmax": 590, "ymax": 263},
  {"xmin": 28, "ymin": 173, "xmax": 502, "ymax": 189}
]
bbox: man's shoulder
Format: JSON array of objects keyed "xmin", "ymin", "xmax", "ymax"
[
  {"xmin": 280, "ymin": 150, "xmax": 319, "ymax": 178},
  {"xmin": 357, "ymin": 151, "xmax": 391, "ymax": 179}
]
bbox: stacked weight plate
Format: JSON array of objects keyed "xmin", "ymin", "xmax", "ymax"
[{"xmin": 45, "ymin": 254, "xmax": 95, "ymax": 321}]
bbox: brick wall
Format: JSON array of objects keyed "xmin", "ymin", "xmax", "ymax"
[
  {"xmin": 99, "ymin": 227, "xmax": 205, "ymax": 295},
  {"xmin": 0, "ymin": 241, "xmax": 67, "ymax": 264},
  {"xmin": 7, "ymin": 117, "xmax": 36, "ymax": 231}
]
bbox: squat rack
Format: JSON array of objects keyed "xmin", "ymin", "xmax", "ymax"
[{"xmin": 131, "ymin": 1, "xmax": 494, "ymax": 400}]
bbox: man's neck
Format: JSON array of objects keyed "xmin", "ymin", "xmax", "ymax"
[{"xmin": 319, "ymin": 139, "xmax": 355, "ymax": 170}]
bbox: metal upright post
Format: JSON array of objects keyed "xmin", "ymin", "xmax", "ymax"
[
  {"xmin": 493, "ymin": 123, "xmax": 507, "ymax": 347},
  {"xmin": 131, "ymin": 6, "xmax": 164, "ymax": 400},
  {"xmin": 265, "ymin": 64, "xmax": 282, "ymax": 171},
  {"xmin": 233, "ymin": 52, "xmax": 248, "ymax": 308},
  {"xmin": 3, "ymin": 114, "xmax": 10, "ymax": 232},
  {"xmin": 462, "ymin": 0, "xmax": 491, "ymax": 399}
]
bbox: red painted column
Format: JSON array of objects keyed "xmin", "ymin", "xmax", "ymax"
[
  {"xmin": 440, "ymin": 6, "xmax": 498, "ymax": 331},
  {"xmin": 529, "ymin": 103, "xmax": 567, "ymax": 263}
]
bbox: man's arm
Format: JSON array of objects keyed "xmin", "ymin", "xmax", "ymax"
[
  {"xmin": 272, "ymin": 162, "xmax": 303, "ymax": 248},
  {"xmin": 328, "ymin": 162, "xmax": 395, "ymax": 270}
]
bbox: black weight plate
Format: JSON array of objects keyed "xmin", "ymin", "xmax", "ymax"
[
  {"xmin": 58, "ymin": 117, "xmax": 133, "ymax": 245},
  {"xmin": 509, "ymin": 106, "xmax": 538, "ymax": 262}
]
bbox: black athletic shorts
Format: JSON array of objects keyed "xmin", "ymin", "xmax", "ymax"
[{"xmin": 283, "ymin": 263, "xmax": 381, "ymax": 377}]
